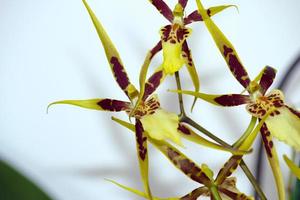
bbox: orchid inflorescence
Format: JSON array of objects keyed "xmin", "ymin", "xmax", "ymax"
[{"xmin": 48, "ymin": 0, "xmax": 300, "ymax": 199}]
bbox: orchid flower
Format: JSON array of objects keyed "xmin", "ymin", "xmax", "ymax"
[
  {"xmin": 48, "ymin": 1, "xmax": 246, "ymax": 199},
  {"xmin": 109, "ymin": 117, "xmax": 258, "ymax": 200},
  {"xmin": 131, "ymin": 0, "xmax": 237, "ymax": 115}
]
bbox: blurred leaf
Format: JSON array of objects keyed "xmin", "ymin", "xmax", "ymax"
[
  {"xmin": 0, "ymin": 159, "xmax": 53, "ymax": 200},
  {"xmin": 291, "ymin": 160, "xmax": 300, "ymax": 200}
]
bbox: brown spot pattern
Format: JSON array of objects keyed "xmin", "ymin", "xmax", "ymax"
[
  {"xmin": 166, "ymin": 147, "xmax": 211, "ymax": 185},
  {"xmin": 286, "ymin": 105, "xmax": 300, "ymax": 119},
  {"xmin": 184, "ymin": 10, "xmax": 203, "ymax": 25},
  {"xmin": 214, "ymin": 94, "xmax": 249, "ymax": 106},
  {"xmin": 110, "ymin": 57, "xmax": 130, "ymax": 91},
  {"xmin": 160, "ymin": 25, "xmax": 190, "ymax": 44},
  {"xmin": 260, "ymin": 123, "xmax": 273, "ymax": 157},
  {"xmin": 259, "ymin": 66, "xmax": 276, "ymax": 95},
  {"xmin": 143, "ymin": 70, "xmax": 163, "ymax": 101},
  {"xmin": 182, "ymin": 41, "xmax": 193, "ymax": 67},
  {"xmin": 133, "ymin": 95, "xmax": 160, "ymax": 119},
  {"xmin": 150, "ymin": 41, "xmax": 162, "ymax": 59},
  {"xmin": 247, "ymin": 91, "xmax": 284, "ymax": 118},
  {"xmin": 178, "ymin": 124, "xmax": 191, "ymax": 135},
  {"xmin": 135, "ymin": 120, "xmax": 147, "ymax": 161},
  {"xmin": 178, "ymin": 0, "xmax": 188, "ymax": 9},
  {"xmin": 223, "ymin": 45, "xmax": 250, "ymax": 89},
  {"xmin": 151, "ymin": 0, "xmax": 174, "ymax": 22},
  {"xmin": 97, "ymin": 99, "xmax": 130, "ymax": 111},
  {"xmin": 216, "ymin": 155, "xmax": 241, "ymax": 184}
]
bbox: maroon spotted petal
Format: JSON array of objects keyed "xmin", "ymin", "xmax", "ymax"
[
  {"xmin": 142, "ymin": 70, "xmax": 165, "ymax": 101},
  {"xmin": 215, "ymin": 155, "xmax": 241, "ymax": 185},
  {"xmin": 214, "ymin": 94, "xmax": 250, "ymax": 106},
  {"xmin": 259, "ymin": 66, "xmax": 277, "ymax": 95},
  {"xmin": 166, "ymin": 146, "xmax": 211, "ymax": 185},
  {"xmin": 222, "ymin": 45, "xmax": 251, "ymax": 89},
  {"xmin": 135, "ymin": 119, "xmax": 148, "ymax": 161},
  {"xmin": 178, "ymin": 0, "xmax": 188, "ymax": 9},
  {"xmin": 184, "ymin": 10, "xmax": 203, "ymax": 25},
  {"xmin": 260, "ymin": 123, "xmax": 274, "ymax": 158},
  {"xmin": 149, "ymin": 0, "xmax": 174, "ymax": 22},
  {"xmin": 150, "ymin": 41, "xmax": 162, "ymax": 60},
  {"xmin": 98, "ymin": 99, "xmax": 131, "ymax": 112}
]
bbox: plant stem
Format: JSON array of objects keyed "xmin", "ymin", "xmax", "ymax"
[
  {"xmin": 233, "ymin": 117, "xmax": 257, "ymax": 148},
  {"xmin": 210, "ymin": 185, "xmax": 222, "ymax": 200},
  {"xmin": 175, "ymin": 72, "xmax": 186, "ymax": 117}
]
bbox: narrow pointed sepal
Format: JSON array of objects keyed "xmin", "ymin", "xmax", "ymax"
[
  {"xmin": 283, "ymin": 155, "xmax": 300, "ymax": 180},
  {"xmin": 152, "ymin": 140, "xmax": 212, "ymax": 186},
  {"xmin": 135, "ymin": 119, "xmax": 152, "ymax": 199},
  {"xmin": 149, "ymin": 0, "xmax": 174, "ymax": 22},
  {"xmin": 82, "ymin": 0, "xmax": 138, "ymax": 100},
  {"xmin": 178, "ymin": 0, "xmax": 188, "ymax": 9},
  {"xmin": 48, "ymin": 98, "xmax": 130, "ymax": 112},
  {"xmin": 260, "ymin": 123, "xmax": 286, "ymax": 200},
  {"xmin": 259, "ymin": 66, "xmax": 277, "ymax": 95},
  {"xmin": 195, "ymin": 0, "xmax": 250, "ymax": 89},
  {"xmin": 184, "ymin": 5, "xmax": 237, "ymax": 25},
  {"xmin": 169, "ymin": 90, "xmax": 250, "ymax": 107},
  {"xmin": 182, "ymin": 41, "xmax": 200, "ymax": 110}
]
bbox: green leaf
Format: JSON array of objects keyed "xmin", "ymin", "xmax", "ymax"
[{"xmin": 0, "ymin": 160, "xmax": 53, "ymax": 200}]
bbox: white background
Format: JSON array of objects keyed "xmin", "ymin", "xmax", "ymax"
[{"xmin": 1, "ymin": 0, "xmax": 300, "ymax": 199}]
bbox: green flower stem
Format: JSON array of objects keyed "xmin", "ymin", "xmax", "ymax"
[
  {"xmin": 174, "ymin": 72, "xmax": 186, "ymax": 117},
  {"xmin": 210, "ymin": 185, "xmax": 222, "ymax": 200},
  {"xmin": 233, "ymin": 117, "xmax": 257, "ymax": 148}
]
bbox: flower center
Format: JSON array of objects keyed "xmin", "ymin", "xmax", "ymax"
[
  {"xmin": 131, "ymin": 95, "xmax": 160, "ymax": 119},
  {"xmin": 246, "ymin": 89, "xmax": 285, "ymax": 118}
]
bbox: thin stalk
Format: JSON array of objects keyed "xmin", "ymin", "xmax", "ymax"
[
  {"xmin": 233, "ymin": 117, "xmax": 257, "ymax": 148},
  {"xmin": 210, "ymin": 185, "xmax": 222, "ymax": 200},
  {"xmin": 175, "ymin": 71, "xmax": 186, "ymax": 117}
]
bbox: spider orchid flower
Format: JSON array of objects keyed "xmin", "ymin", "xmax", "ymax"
[
  {"xmin": 48, "ymin": 1, "xmax": 245, "ymax": 199},
  {"xmin": 171, "ymin": 66, "xmax": 300, "ymax": 199},
  {"xmin": 108, "ymin": 118, "xmax": 253, "ymax": 200},
  {"xmin": 131, "ymin": 0, "xmax": 237, "ymax": 114}
]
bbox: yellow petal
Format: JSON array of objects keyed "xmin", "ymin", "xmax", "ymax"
[
  {"xmin": 265, "ymin": 106, "xmax": 300, "ymax": 151},
  {"xmin": 140, "ymin": 109, "xmax": 183, "ymax": 146},
  {"xmin": 283, "ymin": 154, "xmax": 300, "ymax": 180}
]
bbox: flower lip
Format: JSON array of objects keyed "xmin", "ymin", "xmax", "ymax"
[{"xmin": 140, "ymin": 108, "xmax": 183, "ymax": 146}]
